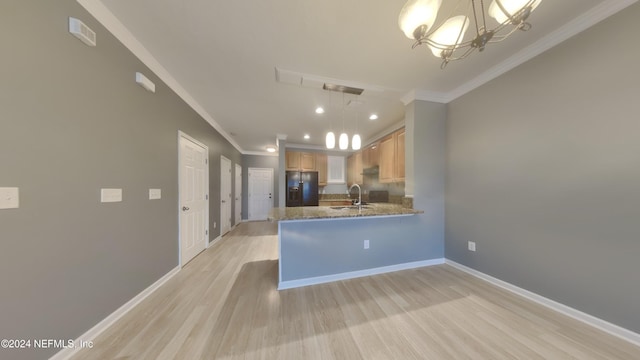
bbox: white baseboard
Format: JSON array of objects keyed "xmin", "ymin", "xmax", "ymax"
[
  {"xmin": 445, "ymin": 259, "xmax": 640, "ymax": 348},
  {"xmin": 207, "ymin": 235, "xmax": 222, "ymax": 248},
  {"xmin": 50, "ymin": 266, "xmax": 181, "ymax": 360},
  {"xmin": 278, "ymin": 258, "xmax": 445, "ymax": 290}
]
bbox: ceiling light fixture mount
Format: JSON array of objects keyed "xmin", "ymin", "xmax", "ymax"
[{"xmin": 398, "ymin": 0, "xmax": 542, "ymax": 68}]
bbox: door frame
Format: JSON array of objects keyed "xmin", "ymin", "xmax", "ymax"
[
  {"xmin": 220, "ymin": 155, "xmax": 232, "ymax": 235},
  {"xmin": 235, "ymin": 163, "xmax": 242, "ymax": 225},
  {"xmin": 248, "ymin": 167, "xmax": 274, "ymax": 221},
  {"xmin": 178, "ymin": 131, "xmax": 209, "ymax": 267}
]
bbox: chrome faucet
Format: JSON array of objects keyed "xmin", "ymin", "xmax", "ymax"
[{"xmin": 349, "ymin": 183, "xmax": 362, "ymax": 209}]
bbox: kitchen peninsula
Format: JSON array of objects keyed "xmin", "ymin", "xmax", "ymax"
[{"xmin": 268, "ymin": 203, "xmax": 442, "ymax": 290}]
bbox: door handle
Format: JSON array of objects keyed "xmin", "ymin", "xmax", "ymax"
[
  {"xmin": 221, "ymin": 200, "xmax": 226, "ymax": 203},
  {"xmin": 182, "ymin": 206, "xmax": 190, "ymax": 211}
]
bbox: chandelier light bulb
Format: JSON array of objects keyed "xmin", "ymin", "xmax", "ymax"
[
  {"xmin": 351, "ymin": 134, "xmax": 361, "ymax": 150},
  {"xmin": 488, "ymin": 0, "xmax": 541, "ymax": 24},
  {"xmin": 326, "ymin": 131, "xmax": 335, "ymax": 149},
  {"xmin": 398, "ymin": 0, "xmax": 443, "ymax": 39},
  {"xmin": 339, "ymin": 133, "xmax": 349, "ymax": 150},
  {"xmin": 428, "ymin": 15, "xmax": 469, "ymax": 58}
]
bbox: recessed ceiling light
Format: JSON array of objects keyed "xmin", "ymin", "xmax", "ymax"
[
  {"xmin": 304, "ymin": 134, "xmax": 310, "ymax": 140},
  {"xmin": 266, "ymin": 146, "xmax": 277, "ymax": 153},
  {"xmin": 369, "ymin": 114, "xmax": 378, "ymax": 120},
  {"xmin": 315, "ymin": 107, "xmax": 325, "ymax": 114}
]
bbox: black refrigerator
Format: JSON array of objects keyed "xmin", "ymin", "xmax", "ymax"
[{"xmin": 286, "ymin": 171, "xmax": 319, "ymax": 207}]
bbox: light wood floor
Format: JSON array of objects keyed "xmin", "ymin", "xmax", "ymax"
[{"xmin": 73, "ymin": 221, "xmax": 640, "ymax": 359}]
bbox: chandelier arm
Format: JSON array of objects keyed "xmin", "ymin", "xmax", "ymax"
[
  {"xmin": 487, "ymin": 25, "xmax": 525, "ymax": 43},
  {"xmin": 471, "ymin": 0, "xmax": 481, "ymax": 38},
  {"xmin": 480, "ymin": 0, "xmax": 488, "ymax": 32}
]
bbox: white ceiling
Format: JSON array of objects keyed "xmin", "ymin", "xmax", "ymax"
[{"xmin": 82, "ymin": 0, "xmax": 636, "ymax": 154}]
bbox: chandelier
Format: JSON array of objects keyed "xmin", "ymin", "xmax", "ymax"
[{"xmin": 398, "ymin": 0, "xmax": 542, "ymax": 68}]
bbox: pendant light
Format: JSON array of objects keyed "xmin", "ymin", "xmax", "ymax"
[
  {"xmin": 338, "ymin": 93, "xmax": 349, "ymax": 150},
  {"xmin": 325, "ymin": 91, "xmax": 335, "ymax": 149},
  {"xmin": 351, "ymin": 100, "xmax": 361, "ymax": 150},
  {"xmin": 326, "ymin": 132, "xmax": 336, "ymax": 149}
]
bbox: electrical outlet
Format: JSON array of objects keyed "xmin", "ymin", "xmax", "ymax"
[
  {"xmin": 364, "ymin": 240, "xmax": 370, "ymax": 249},
  {"xmin": 468, "ymin": 241, "xmax": 476, "ymax": 252},
  {"xmin": 213, "ymin": 222, "xmax": 217, "ymax": 229}
]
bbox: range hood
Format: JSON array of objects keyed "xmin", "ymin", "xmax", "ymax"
[{"xmin": 362, "ymin": 166, "xmax": 379, "ymax": 176}]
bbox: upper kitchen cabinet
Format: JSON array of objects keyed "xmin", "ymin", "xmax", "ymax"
[
  {"xmin": 379, "ymin": 128, "xmax": 405, "ymax": 183},
  {"xmin": 362, "ymin": 142, "xmax": 379, "ymax": 169},
  {"xmin": 285, "ymin": 151, "xmax": 316, "ymax": 171},
  {"xmin": 316, "ymin": 153, "xmax": 328, "ymax": 186},
  {"xmin": 347, "ymin": 152, "xmax": 363, "ymax": 186},
  {"xmin": 286, "ymin": 151, "xmax": 301, "ymax": 171},
  {"xmin": 300, "ymin": 152, "xmax": 316, "ymax": 171},
  {"xmin": 395, "ymin": 128, "xmax": 405, "ymax": 182}
]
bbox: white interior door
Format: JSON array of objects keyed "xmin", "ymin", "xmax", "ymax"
[
  {"xmin": 179, "ymin": 132, "xmax": 208, "ymax": 266},
  {"xmin": 235, "ymin": 164, "xmax": 242, "ymax": 225},
  {"xmin": 248, "ymin": 168, "xmax": 273, "ymax": 221},
  {"xmin": 220, "ymin": 156, "xmax": 232, "ymax": 235}
]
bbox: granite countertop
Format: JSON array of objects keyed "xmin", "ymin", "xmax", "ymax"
[{"xmin": 268, "ymin": 203, "xmax": 423, "ymax": 221}]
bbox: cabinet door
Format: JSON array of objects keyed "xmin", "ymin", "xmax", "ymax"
[
  {"xmin": 378, "ymin": 135, "xmax": 395, "ymax": 183},
  {"xmin": 368, "ymin": 143, "xmax": 379, "ymax": 167},
  {"xmin": 395, "ymin": 129, "xmax": 405, "ymax": 182},
  {"xmin": 286, "ymin": 151, "xmax": 300, "ymax": 171},
  {"xmin": 316, "ymin": 153, "xmax": 327, "ymax": 186},
  {"xmin": 347, "ymin": 154, "xmax": 355, "ymax": 186},
  {"xmin": 354, "ymin": 152, "xmax": 363, "ymax": 185},
  {"xmin": 300, "ymin": 152, "xmax": 316, "ymax": 171}
]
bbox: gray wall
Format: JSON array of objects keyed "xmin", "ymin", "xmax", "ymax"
[
  {"xmin": 0, "ymin": 1, "xmax": 240, "ymax": 359},
  {"xmin": 279, "ymin": 215, "xmax": 440, "ymax": 282},
  {"xmin": 242, "ymin": 154, "xmax": 279, "ymax": 220},
  {"xmin": 446, "ymin": 4, "xmax": 640, "ymax": 333}
]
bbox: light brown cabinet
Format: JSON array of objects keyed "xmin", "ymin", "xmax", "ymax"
[
  {"xmin": 316, "ymin": 153, "xmax": 327, "ymax": 186},
  {"xmin": 347, "ymin": 152, "xmax": 363, "ymax": 186},
  {"xmin": 300, "ymin": 152, "xmax": 316, "ymax": 171},
  {"xmin": 285, "ymin": 151, "xmax": 301, "ymax": 171},
  {"xmin": 395, "ymin": 128, "xmax": 405, "ymax": 182},
  {"xmin": 286, "ymin": 151, "xmax": 317, "ymax": 171},
  {"xmin": 378, "ymin": 128, "xmax": 405, "ymax": 183},
  {"xmin": 362, "ymin": 142, "xmax": 379, "ymax": 169}
]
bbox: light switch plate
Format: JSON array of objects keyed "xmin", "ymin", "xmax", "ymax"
[
  {"xmin": 0, "ymin": 187, "xmax": 19, "ymax": 209},
  {"xmin": 149, "ymin": 188, "xmax": 161, "ymax": 200},
  {"xmin": 101, "ymin": 188, "xmax": 122, "ymax": 203}
]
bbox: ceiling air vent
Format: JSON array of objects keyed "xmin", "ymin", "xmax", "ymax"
[
  {"xmin": 323, "ymin": 83, "xmax": 364, "ymax": 95},
  {"xmin": 69, "ymin": 17, "xmax": 96, "ymax": 47}
]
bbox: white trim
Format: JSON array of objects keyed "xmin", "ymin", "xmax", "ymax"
[
  {"xmin": 178, "ymin": 131, "xmax": 209, "ymax": 267},
  {"xmin": 207, "ymin": 235, "xmax": 222, "ymax": 249},
  {"xmin": 445, "ymin": 259, "xmax": 640, "ymax": 348},
  {"xmin": 242, "ymin": 151, "xmax": 279, "ymax": 157},
  {"xmin": 50, "ymin": 266, "xmax": 180, "ymax": 360},
  {"xmin": 406, "ymin": 0, "xmax": 639, "ymax": 104},
  {"xmin": 278, "ymin": 258, "xmax": 444, "ymax": 290},
  {"xmin": 75, "ymin": 0, "xmax": 244, "ymax": 154},
  {"xmin": 220, "ymin": 155, "xmax": 232, "ymax": 235}
]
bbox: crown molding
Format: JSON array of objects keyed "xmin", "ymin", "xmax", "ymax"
[
  {"xmin": 76, "ymin": 0, "xmax": 244, "ymax": 154},
  {"xmin": 242, "ymin": 151, "xmax": 279, "ymax": 157},
  {"xmin": 405, "ymin": 0, "xmax": 638, "ymax": 105}
]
